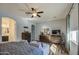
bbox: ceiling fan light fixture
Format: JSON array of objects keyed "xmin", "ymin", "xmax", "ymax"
[{"xmin": 32, "ymin": 13, "xmax": 37, "ymax": 17}]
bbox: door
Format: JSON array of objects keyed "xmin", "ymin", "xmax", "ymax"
[{"xmin": 31, "ymin": 25, "xmax": 35, "ymax": 41}]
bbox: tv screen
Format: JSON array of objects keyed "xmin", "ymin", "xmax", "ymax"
[{"xmin": 52, "ymin": 30, "xmax": 61, "ymax": 34}]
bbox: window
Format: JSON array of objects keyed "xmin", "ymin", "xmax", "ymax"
[{"xmin": 70, "ymin": 30, "xmax": 78, "ymax": 45}]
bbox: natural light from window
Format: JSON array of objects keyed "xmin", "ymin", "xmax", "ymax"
[{"xmin": 70, "ymin": 30, "xmax": 78, "ymax": 45}]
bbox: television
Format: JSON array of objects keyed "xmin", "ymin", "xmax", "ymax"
[{"xmin": 52, "ymin": 30, "xmax": 61, "ymax": 34}]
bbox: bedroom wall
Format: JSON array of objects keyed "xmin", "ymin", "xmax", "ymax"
[
  {"xmin": 0, "ymin": 12, "xmax": 35, "ymax": 42},
  {"xmin": 35, "ymin": 19, "xmax": 66, "ymax": 40},
  {"xmin": 15, "ymin": 18, "xmax": 34, "ymax": 41}
]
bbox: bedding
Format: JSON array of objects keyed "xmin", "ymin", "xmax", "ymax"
[
  {"xmin": 30, "ymin": 41, "xmax": 50, "ymax": 55},
  {"xmin": 0, "ymin": 41, "xmax": 49, "ymax": 55}
]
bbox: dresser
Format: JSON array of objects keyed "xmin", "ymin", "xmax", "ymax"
[
  {"xmin": 22, "ymin": 31, "xmax": 31, "ymax": 42},
  {"xmin": 39, "ymin": 34, "xmax": 62, "ymax": 44},
  {"xmin": 2, "ymin": 36, "xmax": 9, "ymax": 42},
  {"xmin": 39, "ymin": 35, "xmax": 51, "ymax": 43}
]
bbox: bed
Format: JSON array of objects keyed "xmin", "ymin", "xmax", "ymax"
[{"xmin": 0, "ymin": 40, "xmax": 50, "ymax": 55}]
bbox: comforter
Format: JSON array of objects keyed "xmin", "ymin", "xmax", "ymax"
[{"xmin": 0, "ymin": 41, "xmax": 49, "ymax": 55}]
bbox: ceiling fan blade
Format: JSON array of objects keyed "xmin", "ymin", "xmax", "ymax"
[
  {"xmin": 31, "ymin": 8, "xmax": 35, "ymax": 11},
  {"xmin": 37, "ymin": 14, "xmax": 41, "ymax": 17},
  {"xmin": 25, "ymin": 12, "xmax": 32, "ymax": 14},
  {"xmin": 37, "ymin": 11, "xmax": 44, "ymax": 13},
  {"xmin": 31, "ymin": 15, "xmax": 34, "ymax": 18}
]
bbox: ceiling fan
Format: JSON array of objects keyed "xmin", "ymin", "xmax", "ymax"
[
  {"xmin": 25, "ymin": 8, "xmax": 44, "ymax": 18},
  {"xmin": 19, "ymin": 4, "xmax": 44, "ymax": 18}
]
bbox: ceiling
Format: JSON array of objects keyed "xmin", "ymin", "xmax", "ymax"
[{"xmin": 0, "ymin": 3, "xmax": 72, "ymax": 22}]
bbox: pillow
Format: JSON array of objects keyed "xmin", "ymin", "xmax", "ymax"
[{"xmin": 30, "ymin": 41, "xmax": 40, "ymax": 47}]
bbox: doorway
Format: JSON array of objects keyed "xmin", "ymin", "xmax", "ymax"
[
  {"xmin": 2, "ymin": 17, "xmax": 16, "ymax": 42},
  {"xmin": 31, "ymin": 25, "xmax": 35, "ymax": 41}
]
